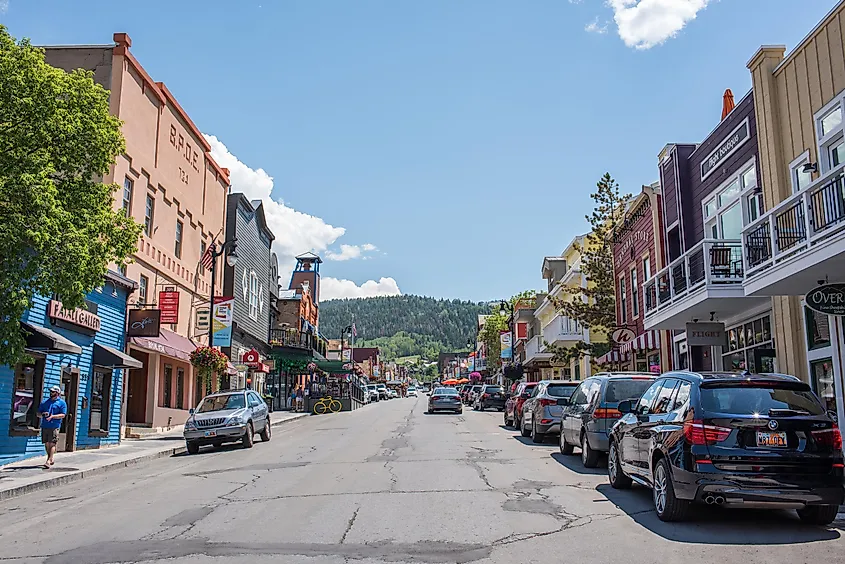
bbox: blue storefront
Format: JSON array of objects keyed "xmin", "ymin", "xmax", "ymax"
[{"xmin": 0, "ymin": 271, "xmax": 140, "ymax": 466}]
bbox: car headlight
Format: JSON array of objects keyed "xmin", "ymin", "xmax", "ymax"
[
  {"xmin": 184, "ymin": 419, "xmax": 196, "ymax": 431},
  {"xmin": 227, "ymin": 416, "xmax": 246, "ymax": 426}
]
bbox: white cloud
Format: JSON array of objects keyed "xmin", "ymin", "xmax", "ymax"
[
  {"xmin": 0, "ymin": 1, "xmax": 9, "ymax": 13},
  {"xmin": 204, "ymin": 135, "xmax": 387, "ymax": 284},
  {"xmin": 585, "ymin": 17, "xmax": 609, "ymax": 34},
  {"xmin": 321, "ymin": 277, "xmax": 402, "ymax": 301},
  {"xmin": 608, "ymin": 0, "xmax": 711, "ymax": 50}
]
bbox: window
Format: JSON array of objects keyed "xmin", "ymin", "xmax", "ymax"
[
  {"xmin": 605, "ymin": 379, "xmax": 654, "ymax": 403},
  {"xmin": 811, "ymin": 359, "xmax": 836, "ymax": 415},
  {"xmin": 89, "ymin": 369, "xmax": 112, "ymax": 433},
  {"xmin": 546, "ymin": 383, "xmax": 578, "ymax": 399},
  {"xmin": 637, "ymin": 380, "xmax": 663, "ymax": 415},
  {"xmin": 631, "ymin": 269, "xmax": 639, "ymax": 317},
  {"xmin": 619, "ymin": 276, "xmax": 627, "ymax": 324},
  {"xmin": 805, "ymin": 307, "xmax": 831, "ymax": 351},
  {"xmin": 722, "ymin": 314, "xmax": 775, "ymax": 372},
  {"xmin": 789, "ymin": 151, "xmax": 814, "ymax": 194},
  {"xmin": 176, "ymin": 368, "xmax": 185, "ymax": 410},
  {"xmin": 195, "ymin": 374, "xmax": 204, "ymax": 407},
  {"xmin": 144, "ymin": 195, "xmax": 155, "ymax": 236},
  {"xmin": 118, "ymin": 264, "xmax": 127, "ymax": 277},
  {"xmin": 651, "ymin": 380, "xmax": 679, "ymax": 415},
  {"xmin": 11, "ymin": 359, "xmax": 45, "ymax": 431},
  {"xmin": 174, "ymin": 220, "xmax": 183, "ymax": 259},
  {"xmin": 701, "ymin": 384, "xmax": 824, "ymax": 416},
  {"xmin": 569, "ymin": 383, "xmax": 588, "ymax": 406},
  {"xmin": 643, "ymin": 256, "xmax": 651, "ymax": 281},
  {"xmin": 162, "ymin": 364, "xmax": 173, "ymax": 408},
  {"xmin": 703, "ymin": 161, "xmax": 758, "ymax": 239},
  {"xmin": 816, "ymin": 99, "xmax": 845, "ymax": 172},
  {"xmin": 200, "ymin": 241, "xmax": 207, "ymax": 272},
  {"xmin": 249, "ymin": 271, "xmax": 259, "ymax": 320},
  {"xmin": 139, "ymin": 275, "xmax": 148, "ymax": 304},
  {"xmin": 122, "ymin": 177, "xmax": 133, "ymax": 216}
]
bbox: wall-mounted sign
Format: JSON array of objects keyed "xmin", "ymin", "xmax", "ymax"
[
  {"xmin": 686, "ymin": 322, "xmax": 727, "ymax": 347},
  {"xmin": 195, "ymin": 308, "xmax": 210, "ymax": 332},
  {"xmin": 159, "ymin": 290, "xmax": 180, "ymax": 325},
  {"xmin": 805, "ymin": 284, "xmax": 845, "ymax": 316},
  {"xmin": 500, "ymin": 331, "xmax": 512, "ymax": 359},
  {"xmin": 48, "ymin": 299, "xmax": 101, "ymax": 334},
  {"xmin": 611, "ymin": 327, "xmax": 636, "ymax": 345},
  {"xmin": 127, "ymin": 309, "xmax": 161, "ymax": 337},
  {"xmin": 701, "ymin": 118, "xmax": 750, "ymax": 180},
  {"xmin": 242, "ymin": 348, "xmax": 261, "ymax": 367},
  {"xmin": 211, "ymin": 296, "xmax": 234, "ymax": 347}
]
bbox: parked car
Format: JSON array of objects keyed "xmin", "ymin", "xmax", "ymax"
[
  {"xmin": 388, "ymin": 388, "xmax": 399, "ymax": 399},
  {"xmin": 366, "ymin": 384, "xmax": 380, "ymax": 402},
  {"xmin": 560, "ymin": 373, "xmax": 656, "ymax": 467},
  {"xmin": 608, "ymin": 371, "xmax": 845, "ymax": 523},
  {"xmin": 407, "ymin": 386, "xmax": 418, "ymax": 397},
  {"xmin": 183, "ymin": 389, "xmax": 271, "ymax": 455},
  {"xmin": 428, "ymin": 387, "xmax": 463, "ymax": 414},
  {"xmin": 376, "ymin": 383, "xmax": 389, "ymax": 400},
  {"xmin": 465, "ymin": 385, "xmax": 483, "ymax": 405},
  {"xmin": 520, "ymin": 380, "xmax": 579, "ymax": 443},
  {"xmin": 474, "ymin": 384, "xmax": 507, "ymax": 411},
  {"xmin": 505, "ymin": 382, "xmax": 538, "ymax": 428}
]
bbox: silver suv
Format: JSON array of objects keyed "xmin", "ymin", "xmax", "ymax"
[{"xmin": 183, "ymin": 389, "xmax": 271, "ymax": 454}]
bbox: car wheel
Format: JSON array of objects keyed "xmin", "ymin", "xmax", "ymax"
[
  {"xmin": 532, "ymin": 420, "xmax": 545, "ymax": 444},
  {"xmin": 559, "ymin": 431, "xmax": 574, "ymax": 455},
  {"xmin": 581, "ymin": 432, "xmax": 600, "ymax": 468},
  {"xmin": 520, "ymin": 416, "xmax": 531, "ymax": 438},
  {"xmin": 797, "ymin": 504, "xmax": 839, "ymax": 525},
  {"xmin": 259, "ymin": 419, "xmax": 271, "ymax": 442},
  {"xmin": 608, "ymin": 441, "xmax": 632, "ymax": 489},
  {"xmin": 186, "ymin": 441, "xmax": 200, "ymax": 455},
  {"xmin": 242, "ymin": 422, "xmax": 254, "ymax": 449},
  {"xmin": 653, "ymin": 458, "xmax": 690, "ymax": 522}
]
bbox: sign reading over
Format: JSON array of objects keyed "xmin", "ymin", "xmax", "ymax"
[
  {"xmin": 128, "ymin": 309, "xmax": 161, "ymax": 338},
  {"xmin": 686, "ymin": 322, "xmax": 727, "ymax": 347},
  {"xmin": 159, "ymin": 290, "xmax": 180, "ymax": 325},
  {"xmin": 48, "ymin": 300, "xmax": 101, "ymax": 333},
  {"xmin": 805, "ymin": 284, "xmax": 845, "ymax": 316}
]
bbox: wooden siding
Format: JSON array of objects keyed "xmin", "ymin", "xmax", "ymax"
[
  {"xmin": 613, "ymin": 197, "xmax": 658, "ymax": 336},
  {"xmin": 660, "ymin": 156, "xmax": 678, "ymax": 228}
]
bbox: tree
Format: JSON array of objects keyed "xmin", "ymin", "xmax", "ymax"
[
  {"xmin": 0, "ymin": 27, "xmax": 142, "ymax": 366},
  {"xmin": 549, "ymin": 173, "xmax": 629, "ymax": 363}
]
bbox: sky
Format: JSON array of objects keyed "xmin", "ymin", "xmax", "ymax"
[{"xmin": 1, "ymin": 0, "xmax": 840, "ymax": 302}]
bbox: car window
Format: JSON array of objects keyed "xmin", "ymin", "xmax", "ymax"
[
  {"xmin": 637, "ymin": 381, "xmax": 663, "ymax": 415},
  {"xmin": 671, "ymin": 381, "xmax": 691, "ymax": 412},
  {"xmin": 700, "ymin": 384, "xmax": 825, "ymax": 415},
  {"xmin": 605, "ymin": 379, "xmax": 654, "ymax": 403},
  {"xmin": 569, "ymin": 383, "xmax": 588, "ymax": 406},
  {"xmin": 198, "ymin": 394, "xmax": 245, "ymax": 412},
  {"xmin": 651, "ymin": 379, "xmax": 679, "ymax": 415},
  {"xmin": 484, "ymin": 386, "xmax": 504, "ymax": 393},
  {"xmin": 530, "ymin": 385, "xmax": 541, "ymax": 398},
  {"xmin": 586, "ymin": 380, "xmax": 602, "ymax": 405},
  {"xmin": 546, "ymin": 383, "xmax": 578, "ymax": 398}
]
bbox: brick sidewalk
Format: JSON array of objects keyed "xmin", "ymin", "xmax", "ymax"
[{"xmin": 0, "ymin": 411, "xmax": 308, "ymax": 501}]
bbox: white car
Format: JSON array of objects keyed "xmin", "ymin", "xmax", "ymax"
[
  {"xmin": 407, "ymin": 387, "xmax": 418, "ymax": 397},
  {"xmin": 388, "ymin": 389, "xmax": 399, "ymax": 399}
]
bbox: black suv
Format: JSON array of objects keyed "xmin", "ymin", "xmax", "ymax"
[{"xmin": 608, "ymin": 371, "xmax": 844, "ymax": 523}]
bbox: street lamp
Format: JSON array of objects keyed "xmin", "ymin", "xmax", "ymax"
[
  {"xmin": 499, "ymin": 300, "xmax": 515, "ymax": 385},
  {"xmin": 207, "ymin": 238, "xmax": 238, "ymax": 347},
  {"xmin": 340, "ymin": 324, "xmax": 353, "ymax": 362}
]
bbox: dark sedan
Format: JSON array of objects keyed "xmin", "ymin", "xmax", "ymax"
[
  {"xmin": 608, "ymin": 371, "xmax": 844, "ymax": 523},
  {"xmin": 474, "ymin": 385, "xmax": 506, "ymax": 411},
  {"xmin": 427, "ymin": 387, "xmax": 463, "ymax": 414}
]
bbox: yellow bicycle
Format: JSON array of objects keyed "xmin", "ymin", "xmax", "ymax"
[{"xmin": 313, "ymin": 396, "xmax": 342, "ymax": 414}]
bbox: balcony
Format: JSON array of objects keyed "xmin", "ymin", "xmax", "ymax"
[
  {"xmin": 743, "ymin": 166, "xmax": 845, "ymax": 296},
  {"xmin": 524, "ymin": 335, "xmax": 553, "ymax": 366},
  {"xmin": 269, "ymin": 328, "xmax": 326, "ymax": 357},
  {"xmin": 643, "ymin": 239, "xmax": 768, "ymax": 330},
  {"xmin": 542, "ymin": 314, "xmax": 585, "ymax": 346}
]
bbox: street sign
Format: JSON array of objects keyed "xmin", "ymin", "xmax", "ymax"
[
  {"xmin": 686, "ymin": 322, "xmax": 726, "ymax": 347},
  {"xmin": 805, "ymin": 284, "xmax": 845, "ymax": 316},
  {"xmin": 159, "ymin": 290, "xmax": 180, "ymax": 324},
  {"xmin": 195, "ymin": 308, "xmax": 210, "ymax": 332},
  {"xmin": 611, "ymin": 327, "xmax": 636, "ymax": 345}
]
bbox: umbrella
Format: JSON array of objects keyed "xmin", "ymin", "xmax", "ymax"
[
  {"xmin": 442, "ymin": 379, "xmax": 458, "ymax": 385},
  {"xmin": 721, "ymin": 88, "xmax": 735, "ymax": 120},
  {"xmin": 457, "ymin": 378, "xmax": 470, "ymax": 384}
]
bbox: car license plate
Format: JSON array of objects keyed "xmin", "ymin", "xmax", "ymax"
[
  {"xmin": 204, "ymin": 430, "xmax": 217, "ymax": 437},
  {"xmin": 756, "ymin": 431, "xmax": 787, "ymax": 447}
]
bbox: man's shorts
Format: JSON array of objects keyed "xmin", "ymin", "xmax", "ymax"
[{"xmin": 41, "ymin": 427, "xmax": 59, "ymax": 444}]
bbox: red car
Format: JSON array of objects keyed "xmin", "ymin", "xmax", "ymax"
[{"xmin": 504, "ymin": 382, "xmax": 537, "ymax": 428}]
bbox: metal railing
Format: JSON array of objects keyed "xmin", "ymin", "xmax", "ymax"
[
  {"xmin": 542, "ymin": 314, "xmax": 583, "ymax": 344},
  {"xmin": 743, "ymin": 166, "xmax": 845, "ymax": 276},
  {"xmin": 643, "ymin": 239, "xmax": 743, "ymax": 317},
  {"xmin": 269, "ymin": 328, "xmax": 318, "ymax": 351}
]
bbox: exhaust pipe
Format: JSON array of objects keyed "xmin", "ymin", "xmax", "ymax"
[
  {"xmin": 714, "ymin": 496, "xmax": 726, "ymax": 505},
  {"xmin": 704, "ymin": 495, "xmax": 716, "ymax": 505}
]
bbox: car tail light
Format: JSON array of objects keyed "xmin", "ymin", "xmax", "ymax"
[
  {"xmin": 431, "ymin": 396, "xmax": 441, "ymax": 401},
  {"xmin": 540, "ymin": 419, "xmax": 553, "ymax": 424},
  {"xmin": 683, "ymin": 420, "xmax": 731, "ymax": 445},
  {"xmin": 539, "ymin": 399, "xmax": 556, "ymax": 407},
  {"xmin": 594, "ymin": 408, "xmax": 622, "ymax": 419},
  {"xmin": 482, "ymin": 393, "xmax": 490, "ymax": 399},
  {"xmin": 811, "ymin": 426, "xmax": 843, "ymax": 450}
]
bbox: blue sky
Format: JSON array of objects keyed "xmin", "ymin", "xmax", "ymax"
[{"xmin": 2, "ymin": 0, "xmax": 839, "ymax": 301}]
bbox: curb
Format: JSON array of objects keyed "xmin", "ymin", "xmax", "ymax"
[{"xmin": 0, "ymin": 413, "xmax": 310, "ymax": 502}]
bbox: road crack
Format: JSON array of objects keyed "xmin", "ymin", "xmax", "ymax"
[{"xmin": 340, "ymin": 507, "xmax": 360, "ymax": 544}]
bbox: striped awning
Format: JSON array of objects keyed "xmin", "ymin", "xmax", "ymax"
[
  {"xmin": 597, "ymin": 350, "xmax": 629, "ymax": 365},
  {"xmin": 620, "ymin": 330, "xmax": 660, "ymax": 354}
]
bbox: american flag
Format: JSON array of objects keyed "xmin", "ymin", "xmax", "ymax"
[
  {"xmin": 351, "ymin": 323, "xmax": 357, "ymax": 337},
  {"xmin": 200, "ymin": 244, "xmax": 215, "ymax": 270}
]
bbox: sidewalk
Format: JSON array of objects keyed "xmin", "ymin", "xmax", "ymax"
[{"xmin": 0, "ymin": 411, "xmax": 308, "ymax": 501}]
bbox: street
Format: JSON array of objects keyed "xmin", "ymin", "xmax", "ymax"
[{"xmin": 1, "ymin": 398, "xmax": 843, "ymax": 564}]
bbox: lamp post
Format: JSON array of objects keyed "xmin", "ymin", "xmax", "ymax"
[
  {"xmin": 207, "ymin": 238, "xmax": 238, "ymax": 347},
  {"xmin": 499, "ymin": 300, "xmax": 515, "ymax": 386},
  {"xmin": 340, "ymin": 324, "xmax": 353, "ymax": 362}
]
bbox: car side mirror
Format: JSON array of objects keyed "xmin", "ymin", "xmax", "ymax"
[
  {"xmin": 617, "ymin": 400, "xmax": 633, "ymax": 414},
  {"xmin": 189, "ymin": 408, "xmax": 195, "ymax": 415},
  {"xmin": 520, "ymin": 392, "xmax": 531, "ymax": 399}
]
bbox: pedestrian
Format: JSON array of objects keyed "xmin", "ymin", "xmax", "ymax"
[
  {"xmin": 295, "ymin": 386, "xmax": 304, "ymax": 412},
  {"xmin": 39, "ymin": 385, "xmax": 67, "ymax": 469},
  {"xmin": 288, "ymin": 388, "xmax": 296, "ymax": 410}
]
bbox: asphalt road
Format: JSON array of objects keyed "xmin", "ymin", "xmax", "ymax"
[{"xmin": 1, "ymin": 396, "xmax": 843, "ymax": 564}]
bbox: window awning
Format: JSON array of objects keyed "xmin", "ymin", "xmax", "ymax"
[
  {"xmin": 21, "ymin": 322, "xmax": 82, "ymax": 355},
  {"xmin": 93, "ymin": 343, "xmax": 143, "ymax": 369},
  {"xmin": 619, "ymin": 331, "xmax": 661, "ymax": 354}
]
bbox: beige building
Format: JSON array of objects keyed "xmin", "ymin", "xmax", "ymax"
[
  {"xmin": 745, "ymin": 1, "xmax": 845, "ymax": 425},
  {"xmin": 45, "ymin": 33, "xmax": 230, "ymax": 431}
]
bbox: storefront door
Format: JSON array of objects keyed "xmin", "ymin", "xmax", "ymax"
[
  {"xmin": 58, "ymin": 368, "xmax": 78, "ymax": 452},
  {"xmin": 127, "ymin": 350, "xmax": 148, "ymax": 424}
]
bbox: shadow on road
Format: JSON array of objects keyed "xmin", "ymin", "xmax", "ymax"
[
  {"xmin": 512, "ymin": 435, "xmax": 556, "ymax": 448},
  {"xmin": 596, "ymin": 483, "xmax": 843, "ymax": 544},
  {"xmin": 172, "ymin": 443, "xmax": 248, "ymax": 458},
  {"xmin": 550, "ymin": 452, "xmax": 606, "ymax": 475}
]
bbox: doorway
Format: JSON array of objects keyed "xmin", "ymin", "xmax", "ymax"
[
  {"xmin": 127, "ymin": 350, "xmax": 149, "ymax": 425},
  {"xmin": 58, "ymin": 367, "xmax": 79, "ymax": 452}
]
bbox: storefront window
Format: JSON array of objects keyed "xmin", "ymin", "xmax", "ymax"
[
  {"xmin": 805, "ymin": 307, "xmax": 831, "ymax": 350},
  {"xmin": 811, "ymin": 359, "xmax": 836, "ymax": 417},
  {"xmin": 721, "ymin": 314, "xmax": 775, "ymax": 374},
  {"xmin": 89, "ymin": 369, "xmax": 111, "ymax": 433},
  {"xmin": 162, "ymin": 364, "xmax": 173, "ymax": 408},
  {"xmin": 176, "ymin": 368, "xmax": 185, "ymax": 410},
  {"xmin": 11, "ymin": 360, "xmax": 45, "ymax": 431}
]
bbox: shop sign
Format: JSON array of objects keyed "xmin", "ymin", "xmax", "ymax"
[
  {"xmin": 242, "ymin": 348, "xmax": 261, "ymax": 368},
  {"xmin": 211, "ymin": 296, "xmax": 234, "ymax": 347},
  {"xmin": 159, "ymin": 290, "xmax": 180, "ymax": 324},
  {"xmin": 701, "ymin": 118, "xmax": 750, "ymax": 180},
  {"xmin": 48, "ymin": 299, "xmax": 101, "ymax": 333},
  {"xmin": 805, "ymin": 284, "xmax": 845, "ymax": 316},
  {"xmin": 686, "ymin": 322, "xmax": 727, "ymax": 347},
  {"xmin": 195, "ymin": 308, "xmax": 210, "ymax": 332},
  {"xmin": 611, "ymin": 327, "xmax": 635, "ymax": 345},
  {"xmin": 127, "ymin": 309, "xmax": 161, "ymax": 337}
]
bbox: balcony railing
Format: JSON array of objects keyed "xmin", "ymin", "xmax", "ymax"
[
  {"xmin": 743, "ymin": 165, "xmax": 845, "ymax": 275},
  {"xmin": 542, "ymin": 314, "xmax": 583, "ymax": 344},
  {"xmin": 269, "ymin": 328, "xmax": 320, "ymax": 352},
  {"xmin": 643, "ymin": 239, "xmax": 743, "ymax": 317},
  {"xmin": 525, "ymin": 335, "xmax": 552, "ymax": 362}
]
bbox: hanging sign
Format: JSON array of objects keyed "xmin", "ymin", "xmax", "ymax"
[
  {"xmin": 500, "ymin": 331, "xmax": 512, "ymax": 359},
  {"xmin": 243, "ymin": 349, "xmax": 261, "ymax": 368},
  {"xmin": 805, "ymin": 284, "xmax": 845, "ymax": 316},
  {"xmin": 127, "ymin": 309, "xmax": 161, "ymax": 337},
  {"xmin": 195, "ymin": 308, "xmax": 210, "ymax": 332},
  {"xmin": 159, "ymin": 290, "xmax": 180, "ymax": 324},
  {"xmin": 611, "ymin": 327, "xmax": 636, "ymax": 345},
  {"xmin": 686, "ymin": 322, "xmax": 727, "ymax": 347},
  {"xmin": 211, "ymin": 296, "xmax": 234, "ymax": 347}
]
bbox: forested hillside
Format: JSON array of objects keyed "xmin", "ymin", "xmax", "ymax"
[{"xmin": 320, "ymin": 295, "xmax": 488, "ymax": 358}]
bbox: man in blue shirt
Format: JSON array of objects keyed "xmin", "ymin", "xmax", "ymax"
[{"xmin": 39, "ymin": 385, "xmax": 67, "ymax": 468}]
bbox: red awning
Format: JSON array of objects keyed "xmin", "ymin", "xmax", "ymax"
[
  {"xmin": 596, "ymin": 350, "xmax": 631, "ymax": 365},
  {"xmin": 227, "ymin": 361, "xmax": 238, "ymax": 375},
  {"xmin": 131, "ymin": 328, "xmax": 197, "ymax": 362},
  {"xmin": 619, "ymin": 331, "xmax": 660, "ymax": 354}
]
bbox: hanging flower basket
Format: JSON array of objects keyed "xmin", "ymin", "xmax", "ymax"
[{"xmin": 191, "ymin": 346, "xmax": 229, "ymax": 394}]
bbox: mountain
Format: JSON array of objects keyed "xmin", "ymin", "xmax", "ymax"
[{"xmin": 319, "ymin": 295, "xmax": 489, "ymax": 359}]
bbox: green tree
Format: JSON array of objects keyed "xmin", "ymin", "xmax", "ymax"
[{"xmin": 0, "ymin": 27, "xmax": 142, "ymax": 366}]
